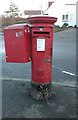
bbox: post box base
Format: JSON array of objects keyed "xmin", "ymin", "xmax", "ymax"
[{"xmin": 28, "ymin": 82, "xmax": 53, "ymax": 100}]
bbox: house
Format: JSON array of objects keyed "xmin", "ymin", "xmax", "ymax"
[
  {"xmin": 44, "ymin": 0, "xmax": 77, "ymax": 27},
  {"xmin": 23, "ymin": 0, "xmax": 77, "ymax": 27},
  {"xmin": 23, "ymin": 2, "xmax": 54, "ymax": 17}
]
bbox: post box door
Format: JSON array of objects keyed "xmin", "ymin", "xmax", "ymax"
[
  {"xmin": 31, "ymin": 27, "xmax": 53, "ymax": 84},
  {"xmin": 4, "ymin": 24, "xmax": 31, "ymax": 63}
]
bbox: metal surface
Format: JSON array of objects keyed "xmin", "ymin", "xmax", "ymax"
[
  {"xmin": 27, "ymin": 16, "xmax": 57, "ymax": 26},
  {"xmin": 4, "ymin": 24, "xmax": 31, "ymax": 63},
  {"xmin": 27, "ymin": 16, "xmax": 57, "ymax": 84},
  {"xmin": 4, "ymin": 16, "xmax": 57, "ymax": 100}
]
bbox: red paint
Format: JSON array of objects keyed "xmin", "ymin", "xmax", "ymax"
[
  {"xmin": 4, "ymin": 16, "xmax": 57, "ymax": 86},
  {"xmin": 4, "ymin": 24, "xmax": 31, "ymax": 63},
  {"xmin": 27, "ymin": 16, "xmax": 57, "ymax": 84}
]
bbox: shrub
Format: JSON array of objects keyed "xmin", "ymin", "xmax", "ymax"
[
  {"xmin": 74, "ymin": 25, "xmax": 77, "ymax": 28},
  {"xmin": 62, "ymin": 23, "xmax": 69, "ymax": 28}
]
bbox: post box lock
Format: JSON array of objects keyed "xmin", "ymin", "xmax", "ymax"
[{"xmin": 43, "ymin": 59, "xmax": 52, "ymax": 63}]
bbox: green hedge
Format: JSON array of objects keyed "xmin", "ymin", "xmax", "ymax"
[
  {"xmin": 14, "ymin": 20, "xmax": 27, "ymax": 24},
  {"xmin": 2, "ymin": 20, "xmax": 27, "ymax": 28}
]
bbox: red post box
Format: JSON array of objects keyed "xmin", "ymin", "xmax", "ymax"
[
  {"xmin": 4, "ymin": 24, "xmax": 31, "ymax": 63},
  {"xmin": 4, "ymin": 16, "xmax": 57, "ymax": 100},
  {"xmin": 27, "ymin": 16, "xmax": 57, "ymax": 99}
]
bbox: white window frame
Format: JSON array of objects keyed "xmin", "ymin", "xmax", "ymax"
[{"xmin": 62, "ymin": 14, "xmax": 69, "ymax": 22}]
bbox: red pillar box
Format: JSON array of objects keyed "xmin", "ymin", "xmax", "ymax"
[
  {"xmin": 27, "ymin": 16, "xmax": 57, "ymax": 99},
  {"xmin": 4, "ymin": 24, "xmax": 31, "ymax": 63}
]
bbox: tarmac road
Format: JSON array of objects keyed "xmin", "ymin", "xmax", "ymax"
[
  {"xmin": 0, "ymin": 28, "xmax": 76, "ymax": 86},
  {"xmin": 0, "ymin": 28, "xmax": 77, "ymax": 119},
  {"xmin": 53, "ymin": 28, "xmax": 76, "ymax": 85}
]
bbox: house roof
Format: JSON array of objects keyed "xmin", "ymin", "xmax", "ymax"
[{"xmin": 24, "ymin": 10, "xmax": 41, "ymax": 15}]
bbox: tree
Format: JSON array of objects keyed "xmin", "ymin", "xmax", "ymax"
[
  {"xmin": 4, "ymin": 2, "xmax": 20, "ymax": 24},
  {"xmin": 4, "ymin": 10, "xmax": 10, "ymax": 16},
  {"xmin": 5, "ymin": 2, "xmax": 20, "ymax": 17}
]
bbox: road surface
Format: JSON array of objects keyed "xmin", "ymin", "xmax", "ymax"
[
  {"xmin": 0, "ymin": 28, "xmax": 76, "ymax": 86},
  {"xmin": 0, "ymin": 28, "xmax": 76, "ymax": 118}
]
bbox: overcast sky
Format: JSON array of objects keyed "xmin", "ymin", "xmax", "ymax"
[{"xmin": 0, "ymin": 0, "xmax": 77, "ymax": 15}]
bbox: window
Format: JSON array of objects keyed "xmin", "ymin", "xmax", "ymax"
[
  {"xmin": 62, "ymin": 14, "xmax": 69, "ymax": 21},
  {"xmin": 66, "ymin": 15, "xmax": 68, "ymax": 20},
  {"xmin": 62, "ymin": 15, "xmax": 65, "ymax": 20}
]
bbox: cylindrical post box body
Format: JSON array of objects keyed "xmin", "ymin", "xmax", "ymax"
[
  {"xmin": 27, "ymin": 16, "xmax": 57, "ymax": 89},
  {"xmin": 31, "ymin": 26, "xmax": 53, "ymax": 85}
]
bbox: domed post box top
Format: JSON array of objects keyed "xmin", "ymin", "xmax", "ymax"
[{"xmin": 27, "ymin": 15, "xmax": 57, "ymax": 27}]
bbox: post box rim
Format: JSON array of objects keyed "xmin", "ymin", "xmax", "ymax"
[
  {"xmin": 27, "ymin": 15, "xmax": 57, "ymax": 25},
  {"xmin": 27, "ymin": 14, "xmax": 57, "ymax": 18}
]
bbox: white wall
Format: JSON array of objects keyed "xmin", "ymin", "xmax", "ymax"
[
  {"xmin": 46, "ymin": 0, "xmax": 77, "ymax": 27},
  {"xmin": 46, "ymin": 0, "xmax": 65, "ymax": 26},
  {"xmin": 64, "ymin": 3, "xmax": 76, "ymax": 26},
  {"xmin": 76, "ymin": 1, "xmax": 78, "ymax": 27}
]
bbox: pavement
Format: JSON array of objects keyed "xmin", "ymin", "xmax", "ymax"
[
  {"xmin": 0, "ymin": 28, "xmax": 77, "ymax": 119},
  {"xmin": 2, "ymin": 79, "xmax": 76, "ymax": 119}
]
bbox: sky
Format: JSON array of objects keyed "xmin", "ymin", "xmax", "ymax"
[{"xmin": 0, "ymin": 0, "xmax": 77, "ymax": 15}]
